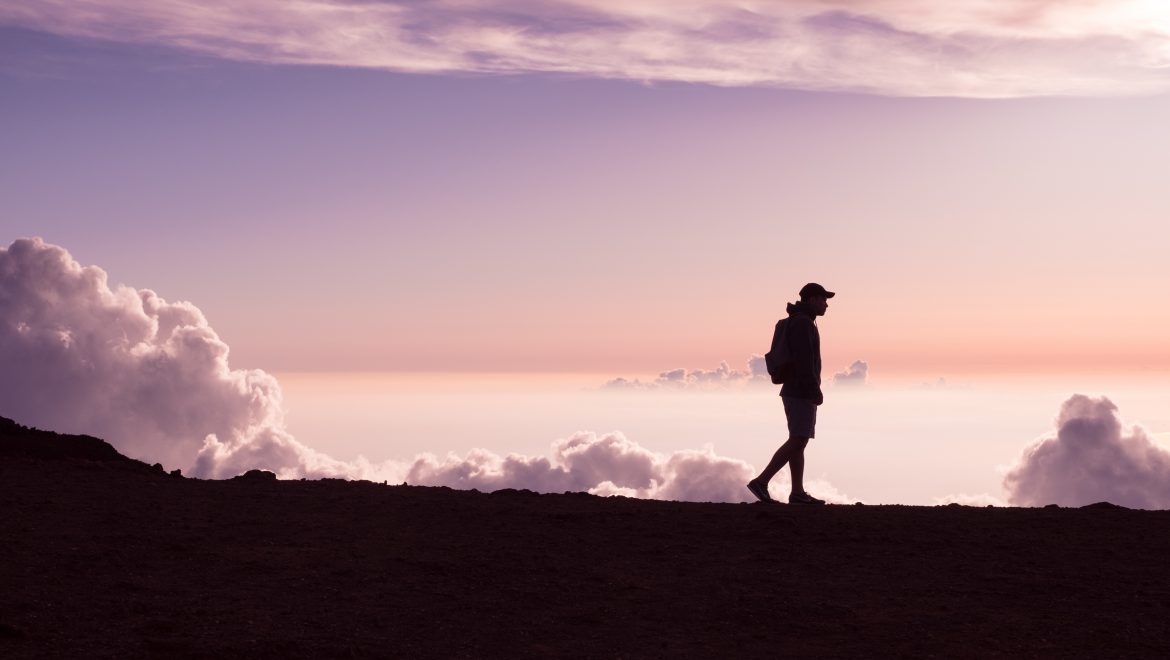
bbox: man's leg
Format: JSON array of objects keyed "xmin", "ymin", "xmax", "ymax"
[
  {"xmin": 754, "ymin": 435, "xmax": 809, "ymax": 485},
  {"xmin": 788, "ymin": 438, "xmax": 809, "ymax": 495}
]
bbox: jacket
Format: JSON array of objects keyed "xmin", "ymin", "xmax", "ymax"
[{"xmin": 778, "ymin": 302, "xmax": 823, "ymax": 405}]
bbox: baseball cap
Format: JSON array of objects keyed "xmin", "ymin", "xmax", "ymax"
[{"xmin": 799, "ymin": 282, "xmax": 835, "ymax": 299}]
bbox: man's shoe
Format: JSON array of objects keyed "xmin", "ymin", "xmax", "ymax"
[
  {"xmin": 746, "ymin": 480, "xmax": 776, "ymax": 503},
  {"xmin": 788, "ymin": 491, "xmax": 826, "ymax": 506}
]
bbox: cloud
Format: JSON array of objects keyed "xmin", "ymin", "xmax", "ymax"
[
  {"xmin": 747, "ymin": 354, "xmax": 768, "ymax": 379},
  {"xmin": 603, "ymin": 357, "xmax": 768, "ymax": 390},
  {"xmin": 932, "ymin": 492, "xmax": 1006, "ymax": 507},
  {"xmin": 606, "ymin": 356, "xmax": 872, "ymax": 390},
  {"xmin": 1003, "ymin": 395, "xmax": 1170, "ymax": 509},
  {"xmin": 410, "ymin": 432, "xmax": 733, "ymax": 502},
  {"xmin": 0, "ymin": 237, "xmax": 352, "ymax": 479},
  {"xmin": 832, "ymin": 359, "xmax": 868, "ymax": 386},
  {"xmin": 1, "ymin": 237, "xmax": 856, "ymax": 503},
  {"xmin": 407, "ymin": 431, "xmax": 854, "ymax": 504},
  {"xmin": 4, "ymin": 1, "xmax": 1170, "ymax": 97}
]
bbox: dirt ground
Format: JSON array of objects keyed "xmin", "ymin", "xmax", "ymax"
[{"xmin": 3, "ymin": 418, "xmax": 1170, "ymax": 658}]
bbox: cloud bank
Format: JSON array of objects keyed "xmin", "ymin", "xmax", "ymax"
[
  {"xmin": 1, "ymin": 237, "xmax": 853, "ymax": 502},
  {"xmin": 4, "ymin": 1, "xmax": 1170, "ymax": 97},
  {"xmin": 407, "ymin": 430, "xmax": 852, "ymax": 503},
  {"xmin": 1003, "ymin": 395, "xmax": 1170, "ymax": 509},
  {"xmin": 604, "ymin": 358, "xmax": 767, "ymax": 390},
  {"xmin": 605, "ymin": 356, "xmax": 871, "ymax": 390}
]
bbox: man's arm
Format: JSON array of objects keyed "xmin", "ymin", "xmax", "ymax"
[{"xmin": 785, "ymin": 317, "xmax": 821, "ymax": 402}]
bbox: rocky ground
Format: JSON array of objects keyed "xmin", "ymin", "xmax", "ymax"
[{"xmin": 3, "ymin": 416, "xmax": 1170, "ymax": 658}]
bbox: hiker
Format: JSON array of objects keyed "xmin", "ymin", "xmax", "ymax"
[{"xmin": 747, "ymin": 283, "xmax": 834, "ymax": 505}]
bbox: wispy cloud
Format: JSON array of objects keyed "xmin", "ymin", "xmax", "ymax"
[
  {"xmin": 604, "ymin": 356, "xmax": 870, "ymax": 390},
  {"xmin": 4, "ymin": 1, "xmax": 1170, "ymax": 97},
  {"xmin": 603, "ymin": 358, "xmax": 767, "ymax": 390}
]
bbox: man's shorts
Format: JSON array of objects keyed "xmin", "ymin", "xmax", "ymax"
[{"xmin": 782, "ymin": 396, "xmax": 817, "ymax": 439}]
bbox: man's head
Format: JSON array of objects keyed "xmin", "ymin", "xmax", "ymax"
[{"xmin": 799, "ymin": 282, "xmax": 835, "ymax": 317}]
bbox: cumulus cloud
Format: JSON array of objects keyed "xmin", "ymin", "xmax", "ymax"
[
  {"xmin": 0, "ymin": 237, "xmax": 352, "ymax": 479},
  {"xmin": 411, "ymin": 432, "xmax": 751, "ymax": 502},
  {"xmin": 408, "ymin": 431, "xmax": 854, "ymax": 503},
  {"xmin": 832, "ymin": 359, "xmax": 868, "ymax": 386},
  {"xmin": 1, "ymin": 237, "xmax": 855, "ymax": 503},
  {"xmin": 1003, "ymin": 395, "xmax": 1170, "ymax": 509},
  {"xmin": 4, "ymin": 1, "xmax": 1170, "ymax": 97},
  {"xmin": 603, "ymin": 357, "xmax": 768, "ymax": 390},
  {"xmin": 746, "ymin": 354, "xmax": 768, "ymax": 379}
]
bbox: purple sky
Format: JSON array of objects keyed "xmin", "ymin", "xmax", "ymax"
[{"xmin": 4, "ymin": 15, "xmax": 1170, "ymax": 375}]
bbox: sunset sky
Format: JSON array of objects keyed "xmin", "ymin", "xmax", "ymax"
[
  {"xmin": 3, "ymin": 2, "xmax": 1170, "ymax": 505},
  {"xmin": 6, "ymin": 1, "xmax": 1170, "ymax": 377}
]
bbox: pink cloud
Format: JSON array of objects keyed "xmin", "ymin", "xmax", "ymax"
[
  {"xmin": 603, "ymin": 358, "xmax": 767, "ymax": 390},
  {"xmin": 0, "ymin": 237, "xmax": 349, "ymax": 479},
  {"xmin": 3, "ymin": 1, "xmax": 1170, "ymax": 97},
  {"xmin": 933, "ymin": 492, "xmax": 1006, "ymax": 507},
  {"xmin": 406, "ymin": 431, "xmax": 855, "ymax": 504},
  {"xmin": 832, "ymin": 359, "xmax": 868, "ymax": 386},
  {"xmin": 604, "ymin": 356, "xmax": 870, "ymax": 390},
  {"xmin": 1003, "ymin": 395, "xmax": 1170, "ymax": 509}
]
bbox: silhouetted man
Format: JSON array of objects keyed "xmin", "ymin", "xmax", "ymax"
[{"xmin": 747, "ymin": 283, "xmax": 834, "ymax": 505}]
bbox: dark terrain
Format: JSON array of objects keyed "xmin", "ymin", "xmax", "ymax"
[{"xmin": 3, "ymin": 416, "xmax": 1170, "ymax": 658}]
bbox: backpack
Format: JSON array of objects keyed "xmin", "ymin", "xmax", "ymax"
[{"xmin": 764, "ymin": 319, "xmax": 791, "ymax": 385}]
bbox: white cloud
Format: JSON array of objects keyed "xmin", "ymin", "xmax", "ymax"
[
  {"xmin": 832, "ymin": 359, "xmax": 868, "ymax": 386},
  {"xmin": 4, "ymin": 1, "xmax": 1170, "ymax": 97},
  {"xmin": 1003, "ymin": 394, "xmax": 1170, "ymax": 509}
]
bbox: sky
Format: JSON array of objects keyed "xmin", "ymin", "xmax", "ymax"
[{"xmin": 2, "ymin": 1, "xmax": 1170, "ymax": 506}]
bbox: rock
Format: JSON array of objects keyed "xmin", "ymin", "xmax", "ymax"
[
  {"xmin": 1081, "ymin": 501, "xmax": 1127, "ymax": 510},
  {"xmin": 233, "ymin": 469, "xmax": 277, "ymax": 481}
]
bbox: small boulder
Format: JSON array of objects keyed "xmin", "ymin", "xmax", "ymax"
[
  {"xmin": 1081, "ymin": 501, "xmax": 1127, "ymax": 510},
  {"xmin": 232, "ymin": 469, "xmax": 277, "ymax": 482},
  {"xmin": 492, "ymin": 488, "xmax": 538, "ymax": 497}
]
